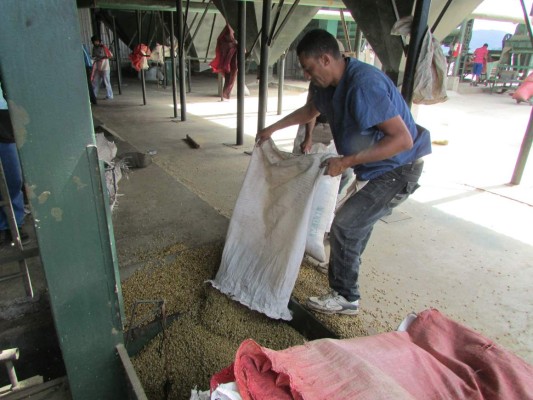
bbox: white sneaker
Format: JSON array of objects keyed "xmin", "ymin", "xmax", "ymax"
[{"xmin": 306, "ymin": 291, "xmax": 359, "ymax": 315}]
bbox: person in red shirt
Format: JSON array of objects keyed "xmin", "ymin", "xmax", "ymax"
[{"xmin": 471, "ymin": 43, "xmax": 489, "ymax": 86}]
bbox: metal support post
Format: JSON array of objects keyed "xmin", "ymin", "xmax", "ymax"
[
  {"xmin": 1, "ymin": 348, "xmax": 20, "ymax": 389},
  {"xmin": 236, "ymin": 0, "xmax": 246, "ymax": 145},
  {"xmin": 453, "ymin": 20, "xmax": 467, "ymax": 77},
  {"xmin": 511, "ymin": 107, "xmax": 533, "ymax": 184},
  {"xmin": 205, "ymin": 14, "xmax": 217, "ymax": 62},
  {"xmin": 137, "ymin": 10, "xmax": 147, "ymax": 105},
  {"xmin": 354, "ymin": 27, "xmax": 362, "ymax": 59},
  {"xmin": 160, "ymin": 12, "xmax": 166, "ymax": 88},
  {"xmin": 257, "ymin": 0, "xmax": 272, "ymax": 131},
  {"xmin": 431, "ymin": 0, "xmax": 453, "ymax": 33},
  {"xmin": 277, "ymin": 53, "xmax": 285, "ymax": 115},
  {"xmin": 176, "ymin": 0, "xmax": 187, "ymax": 121},
  {"xmin": 340, "ymin": 10, "xmax": 353, "ymax": 53},
  {"xmin": 271, "ymin": 0, "xmax": 299, "ymax": 45},
  {"xmin": 170, "ymin": 11, "xmax": 178, "ymax": 118},
  {"xmin": 401, "ymin": 0, "xmax": 430, "ymax": 108},
  {"xmin": 112, "ymin": 15, "xmax": 122, "ymax": 95},
  {"xmin": 186, "ymin": 0, "xmax": 213, "ymax": 55}
]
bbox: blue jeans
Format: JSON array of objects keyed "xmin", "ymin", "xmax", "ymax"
[
  {"xmin": 328, "ymin": 160, "xmax": 424, "ymax": 301},
  {"xmin": 0, "ymin": 142, "xmax": 25, "ymax": 230},
  {"xmin": 92, "ymin": 69, "xmax": 113, "ymax": 99}
]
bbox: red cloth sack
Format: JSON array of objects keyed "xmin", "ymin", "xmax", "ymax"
[
  {"xmin": 219, "ymin": 309, "xmax": 533, "ymax": 400},
  {"xmin": 209, "ymin": 25, "xmax": 237, "ymax": 75},
  {"xmin": 512, "ymin": 72, "xmax": 533, "ymax": 103},
  {"xmin": 129, "ymin": 44, "xmax": 151, "ymax": 72},
  {"xmin": 103, "ymin": 45, "xmax": 113, "ymax": 59}
]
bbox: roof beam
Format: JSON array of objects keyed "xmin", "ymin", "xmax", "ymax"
[{"xmin": 78, "ymin": 0, "xmax": 346, "ymax": 11}]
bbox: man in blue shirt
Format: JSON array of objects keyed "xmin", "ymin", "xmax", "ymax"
[{"xmin": 257, "ymin": 29, "xmax": 431, "ymax": 315}]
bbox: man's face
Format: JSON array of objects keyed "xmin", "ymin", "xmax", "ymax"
[
  {"xmin": 93, "ymin": 40, "xmax": 101, "ymax": 46},
  {"xmin": 298, "ymin": 53, "xmax": 331, "ymax": 88}
]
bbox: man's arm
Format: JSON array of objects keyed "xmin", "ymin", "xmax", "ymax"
[
  {"xmin": 301, "ymin": 117, "xmax": 316, "ymax": 153},
  {"xmin": 256, "ymin": 101, "xmax": 320, "ymax": 145},
  {"xmin": 323, "ymin": 115, "xmax": 414, "ymax": 177}
]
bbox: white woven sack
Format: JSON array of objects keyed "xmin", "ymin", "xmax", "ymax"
[
  {"xmin": 210, "ymin": 139, "xmax": 330, "ymax": 320},
  {"xmin": 305, "ymin": 142, "xmax": 341, "ymax": 262}
]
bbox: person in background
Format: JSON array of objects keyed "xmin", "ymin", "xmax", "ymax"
[
  {"xmin": 209, "ymin": 24, "xmax": 238, "ymax": 101},
  {"xmin": 0, "ymin": 77, "xmax": 29, "ymax": 246},
  {"xmin": 83, "ymin": 44, "xmax": 97, "ymax": 105},
  {"xmin": 91, "ymin": 35, "xmax": 114, "ymax": 100},
  {"xmin": 256, "ymin": 29, "xmax": 431, "ymax": 315},
  {"xmin": 471, "ymin": 43, "xmax": 489, "ymax": 86}
]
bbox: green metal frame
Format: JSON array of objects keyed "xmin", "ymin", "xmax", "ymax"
[{"xmin": 0, "ymin": 1, "xmax": 127, "ymax": 398}]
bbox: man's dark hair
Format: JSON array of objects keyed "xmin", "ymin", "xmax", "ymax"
[
  {"xmin": 296, "ymin": 29, "xmax": 341, "ymax": 59},
  {"xmin": 91, "ymin": 35, "xmax": 100, "ymax": 43}
]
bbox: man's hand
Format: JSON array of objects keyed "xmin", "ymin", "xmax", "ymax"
[
  {"xmin": 300, "ymin": 136, "xmax": 313, "ymax": 154},
  {"xmin": 320, "ymin": 156, "xmax": 346, "ymax": 177},
  {"xmin": 256, "ymin": 127, "xmax": 273, "ymax": 146}
]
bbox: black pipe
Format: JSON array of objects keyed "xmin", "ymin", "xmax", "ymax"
[
  {"xmin": 137, "ymin": 10, "xmax": 147, "ymax": 105},
  {"xmin": 257, "ymin": 0, "xmax": 271, "ymax": 131},
  {"xmin": 400, "ymin": 0, "xmax": 430, "ymax": 108},
  {"xmin": 511, "ymin": 0, "xmax": 533, "ymax": 184},
  {"xmin": 186, "ymin": 0, "xmax": 212, "ymax": 55},
  {"xmin": 511, "ymin": 108, "xmax": 533, "ymax": 185},
  {"xmin": 340, "ymin": 10, "xmax": 352, "ymax": 53},
  {"xmin": 267, "ymin": 0, "xmax": 284, "ymax": 47},
  {"xmin": 271, "ymin": 0, "xmax": 299, "ymax": 44},
  {"xmin": 248, "ymin": 29, "xmax": 262, "ymax": 58},
  {"xmin": 205, "ymin": 14, "xmax": 217, "ymax": 62},
  {"xmin": 182, "ymin": 0, "xmax": 190, "ymax": 47},
  {"xmin": 170, "ymin": 11, "xmax": 178, "ymax": 118},
  {"xmin": 112, "ymin": 15, "xmax": 122, "ymax": 95},
  {"xmin": 160, "ymin": 12, "xmax": 167, "ymax": 88},
  {"xmin": 237, "ymin": 0, "xmax": 246, "ymax": 146},
  {"xmin": 176, "ymin": 0, "xmax": 187, "ymax": 121},
  {"xmin": 431, "ymin": 0, "xmax": 453, "ymax": 33},
  {"xmin": 390, "ymin": 0, "xmax": 408, "ymax": 56},
  {"xmin": 277, "ymin": 53, "xmax": 285, "ymax": 115},
  {"xmin": 354, "ymin": 27, "xmax": 362, "ymax": 59}
]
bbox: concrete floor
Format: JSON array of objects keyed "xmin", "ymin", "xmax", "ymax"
[
  {"xmin": 98, "ymin": 74, "xmax": 533, "ymax": 364},
  {"xmin": 2, "ymin": 71, "xmax": 532, "ymax": 373}
]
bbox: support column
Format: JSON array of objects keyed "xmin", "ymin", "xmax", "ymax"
[
  {"xmin": 170, "ymin": 11, "xmax": 178, "ymax": 118},
  {"xmin": 112, "ymin": 15, "xmax": 122, "ymax": 95},
  {"xmin": 257, "ymin": 0, "xmax": 271, "ymax": 131},
  {"xmin": 453, "ymin": 20, "xmax": 467, "ymax": 77},
  {"xmin": 401, "ymin": 0, "xmax": 430, "ymax": 108},
  {"xmin": 137, "ymin": 10, "xmax": 147, "ymax": 105},
  {"xmin": 0, "ymin": 1, "xmax": 126, "ymax": 398},
  {"xmin": 237, "ymin": 0, "xmax": 246, "ymax": 145},
  {"xmin": 176, "ymin": 0, "xmax": 187, "ymax": 121},
  {"xmin": 511, "ymin": 97, "xmax": 533, "ymax": 184},
  {"xmin": 354, "ymin": 27, "xmax": 362, "ymax": 59},
  {"xmin": 277, "ymin": 52, "xmax": 285, "ymax": 115}
]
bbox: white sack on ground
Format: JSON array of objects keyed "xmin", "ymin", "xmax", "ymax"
[
  {"xmin": 95, "ymin": 133, "xmax": 123, "ymax": 210},
  {"xmin": 210, "ymin": 139, "xmax": 332, "ymax": 320}
]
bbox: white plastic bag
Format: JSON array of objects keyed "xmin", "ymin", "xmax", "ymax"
[
  {"xmin": 211, "ymin": 382, "xmax": 243, "ymax": 400},
  {"xmin": 210, "ymin": 139, "xmax": 331, "ymax": 320}
]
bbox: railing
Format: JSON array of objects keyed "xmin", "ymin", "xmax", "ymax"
[{"xmin": 116, "ymin": 344, "xmax": 148, "ymax": 400}]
